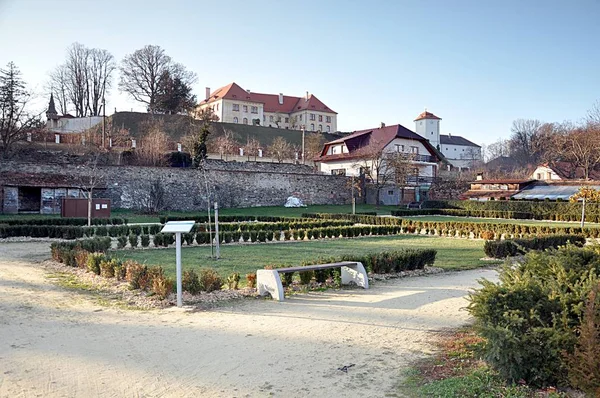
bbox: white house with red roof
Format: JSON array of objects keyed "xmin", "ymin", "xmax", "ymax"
[
  {"xmin": 196, "ymin": 82, "xmax": 337, "ymax": 133},
  {"xmin": 414, "ymin": 110, "xmax": 481, "ymax": 170},
  {"xmin": 316, "ymin": 123, "xmax": 442, "ymax": 203}
]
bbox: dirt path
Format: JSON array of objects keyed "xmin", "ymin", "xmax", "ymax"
[{"xmin": 0, "ymin": 241, "xmax": 498, "ymax": 398}]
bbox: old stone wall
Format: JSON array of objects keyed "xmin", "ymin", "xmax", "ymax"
[{"xmin": 0, "ymin": 161, "xmax": 350, "ymax": 211}]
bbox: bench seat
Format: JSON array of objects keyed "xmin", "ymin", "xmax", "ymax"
[{"xmin": 257, "ymin": 261, "xmax": 369, "ymax": 301}]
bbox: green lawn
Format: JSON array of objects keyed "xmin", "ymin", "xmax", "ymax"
[
  {"xmin": 114, "ymin": 235, "xmax": 494, "ymax": 282},
  {"xmin": 401, "ymin": 215, "xmax": 600, "ymax": 228}
]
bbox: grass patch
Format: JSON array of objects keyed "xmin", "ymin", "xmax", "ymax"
[
  {"xmin": 114, "ymin": 235, "xmax": 494, "ymax": 282},
  {"xmin": 45, "ymin": 271, "xmax": 144, "ymax": 310},
  {"xmin": 399, "ymin": 328, "xmax": 566, "ymax": 398}
]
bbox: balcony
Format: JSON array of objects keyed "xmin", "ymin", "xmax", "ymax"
[
  {"xmin": 384, "ymin": 153, "xmax": 436, "ymax": 163},
  {"xmin": 405, "ymin": 176, "xmax": 438, "ymax": 185},
  {"xmin": 413, "ymin": 154, "xmax": 436, "ymax": 163}
]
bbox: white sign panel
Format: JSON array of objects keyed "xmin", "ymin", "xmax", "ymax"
[{"xmin": 160, "ymin": 221, "xmax": 195, "ymax": 233}]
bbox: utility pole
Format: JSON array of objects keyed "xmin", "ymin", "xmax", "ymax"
[{"xmin": 101, "ymin": 95, "xmax": 106, "ymax": 148}]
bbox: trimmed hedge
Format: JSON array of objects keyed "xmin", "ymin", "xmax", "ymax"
[
  {"xmin": 483, "ymin": 235, "xmax": 586, "ymax": 258},
  {"xmin": 2, "ymin": 217, "xmax": 127, "ymax": 226},
  {"xmin": 422, "ymin": 200, "xmax": 600, "ymax": 223},
  {"xmin": 0, "ymin": 225, "xmax": 84, "ymax": 239},
  {"xmin": 160, "ymin": 214, "xmax": 299, "ymax": 224},
  {"xmin": 50, "ymin": 237, "xmax": 112, "ymax": 263},
  {"xmin": 391, "ymin": 208, "xmax": 533, "ymax": 220}
]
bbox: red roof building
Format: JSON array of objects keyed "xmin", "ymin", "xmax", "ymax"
[{"xmin": 197, "ymin": 82, "xmax": 337, "ymax": 133}]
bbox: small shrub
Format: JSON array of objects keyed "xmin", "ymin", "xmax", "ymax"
[
  {"xmin": 74, "ymin": 250, "xmax": 89, "ymax": 269},
  {"xmin": 481, "ymin": 230, "xmax": 495, "ymax": 240},
  {"xmin": 128, "ymin": 233, "xmax": 138, "ymax": 248},
  {"xmin": 100, "ymin": 258, "xmax": 117, "ymax": 278},
  {"xmin": 152, "ymin": 275, "xmax": 174, "ymax": 299},
  {"xmin": 182, "ymin": 269, "xmax": 201, "ymax": 294},
  {"xmin": 299, "ymin": 270, "xmax": 314, "ymax": 285},
  {"xmin": 125, "ymin": 262, "xmax": 148, "ymax": 290},
  {"xmin": 141, "ymin": 234, "xmax": 150, "ymax": 247},
  {"xmin": 246, "ymin": 273, "xmax": 257, "ymax": 288},
  {"xmin": 226, "ymin": 272, "xmax": 241, "ymax": 290},
  {"xmin": 183, "ymin": 232, "xmax": 195, "ymax": 245},
  {"xmin": 86, "ymin": 252, "xmax": 105, "ymax": 275},
  {"xmin": 117, "ymin": 235, "xmax": 127, "ymax": 249},
  {"xmin": 282, "ymin": 271, "xmax": 294, "ymax": 286},
  {"xmin": 153, "ymin": 234, "xmax": 163, "ymax": 247},
  {"xmin": 198, "ymin": 268, "xmax": 223, "ymax": 292}
]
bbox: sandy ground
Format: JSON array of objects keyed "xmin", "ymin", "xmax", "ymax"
[{"xmin": 0, "ymin": 241, "xmax": 498, "ymax": 398}]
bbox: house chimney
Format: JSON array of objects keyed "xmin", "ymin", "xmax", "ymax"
[
  {"xmin": 246, "ymin": 89, "xmax": 251, "ymax": 93},
  {"xmin": 278, "ymin": 93, "xmax": 284, "ymax": 105},
  {"xmin": 380, "ymin": 122, "xmax": 385, "ymax": 128},
  {"xmin": 205, "ymin": 87, "xmax": 210, "ymax": 100},
  {"xmin": 476, "ymin": 172, "xmax": 483, "ymax": 181},
  {"xmin": 305, "ymin": 91, "xmax": 309, "ymax": 102},
  {"xmin": 448, "ymin": 132, "xmax": 452, "ymax": 138}
]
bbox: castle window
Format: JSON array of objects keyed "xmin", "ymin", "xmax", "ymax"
[
  {"xmin": 331, "ymin": 169, "xmax": 346, "ymax": 176},
  {"xmin": 318, "ymin": 115, "xmax": 323, "ymax": 122},
  {"xmin": 431, "ymin": 132, "xmax": 433, "ymax": 135},
  {"xmin": 310, "ymin": 114, "xmax": 316, "ymax": 121},
  {"xmin": 311, "ymin": 123, "xmax": 315, "ymax": 131},
  {"xmin": 232, "ymin": 104, "xmax": 239, "ymax": 111},
  {"xmin": 269, "ymin": 115, "xmax": 273, "ymax": 122},
  {"xmin": 388, "ymin": 190, "xmax": 394, "ymax": 195},
  {"xmin": 233, "ymin": 117, "xmax": 238, "ymax": 123},
  {"xmin": 326, "ymin": 126, "xmax": 330, "ymax": 132},
  {"xmin": 395, "ymin": 144, "xmax": 404, "ymax": 152},
  {"xmin": 243, "ymin": 118, "xmax": 248, "ymax": 124},
  {"xmin": 243, "ymin": 105, "xmax": 248, "ymax": 112},
  {"xmin": 285, "ymin": 117, "xmax": 289, "ymax": 123},
  {"xmin": 326, "ymin": 116, "xmax": 332, "ymax": 123},
  {"xmin": 319, "ymin": 124, "xmax": 322, "ymax": 131},
  {"xmin": 251, "ymin": 106, "xmax": 258, "ymax": 114}
]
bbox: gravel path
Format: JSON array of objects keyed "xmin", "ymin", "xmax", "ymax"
[{"xmin": 0, "ymin": 241, "xmax": 498, "ymax": 398}]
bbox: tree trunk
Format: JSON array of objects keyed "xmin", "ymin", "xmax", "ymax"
[{"xmin": 87, "ymin": 189, "xmax": 93, "ymax": 227}]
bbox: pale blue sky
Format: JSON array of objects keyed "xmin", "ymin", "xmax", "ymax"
[{"xmin": 1, "ymin": 0, "xmax": 598, "ymax": 145}]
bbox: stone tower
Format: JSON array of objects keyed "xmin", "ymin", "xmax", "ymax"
[{"xmin": 46, "ymin": 93, "xmax": 60, "ymax": 129}]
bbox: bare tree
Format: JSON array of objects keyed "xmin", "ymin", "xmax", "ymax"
[
  {"xmin": 0, "ymin": 62, "xmax": 42, "ymax": 157},
  {"xmin": 587, "ymin": 100, "xmax": 600, "ymax": 127},
  {"xmin": 485, "ymin": 138, "xmax": 510, "ymax": 162},
  {"xmin": 304, "ymin": 133, "xmax": 326, "ymax": 162},
  {"xmin": 556, "ymin": 123, "xmax": 600, "ymax": 180},
  {"xmin": 47, "ymin": 65, "xmax": 70, "ymax": 115},
  {"xmin": 267, "ymin": 136, "xmax": 292, "ymax": 163},
  {"xmin": 210, "ymin": 130, "xmax": 238, "ymax": 160},
  {"xmin": 119, "ymin": 45, "xmax": 196, "ymax": 113},
  {"xmin": 136, "ymin": 119, "xmax": 168, "ymax": 166},
  {"xmin": 50, "ymin": 43, "xmax": 115, "ymax": 117},
  {"xmin": 76, "ymin": 153, "xmax": 106, "ymax": 226},
  {"xmin": 244, "ymin": 136, "xmax": 261, "ymax": 161},
  {"xmin": 509, "ymin": 119, "xmax": 543, "ymax": 165},
  {"xmin": 353, "ymin": 142, "xmax": 418, "ymax": 207}
]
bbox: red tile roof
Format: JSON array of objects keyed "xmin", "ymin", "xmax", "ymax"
[
  {"xmin": 200, "ymin": 82, "xmax": 337, "ymax": 114},
  {"xmin": 317, "ymin": 124, "xmax": 441, "ymax": 162},
  {"xmin": 471, "ymin": 179, "xmax": 534, "ymax": 184},
  {"xmin": 414, "ymin": 111, "xmax": 442, "ymax": 121}
]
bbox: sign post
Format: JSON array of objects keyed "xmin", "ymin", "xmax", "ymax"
[
  {"xmin": 160, "ymin": 221, "xmax": 195, "ymax": 307},
  {"xmin": 214, "ymin": 202, "xmax": 220, "ymax": 259}
]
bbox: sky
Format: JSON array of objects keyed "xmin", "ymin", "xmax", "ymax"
[{"xmin": 0, "ymin": 0, "xmax": 599, "ymax": 146}]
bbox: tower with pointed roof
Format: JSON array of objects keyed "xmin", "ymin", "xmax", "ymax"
[
  {"xmin": 46, "ymin": 94, "xmax": 60, "ymax": 128},
  {"xmin": 414, "ymin": 109, "xmax": 441, "ymax": 150}
]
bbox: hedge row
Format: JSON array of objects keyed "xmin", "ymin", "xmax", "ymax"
[
  {"xmin": 160, "ymin": 214, "xmax": 299, "ymax": 224},
  {"xmin": 422, "ymin": 200, "xmax": 600, "ymax": 222},
  {"xmin": 50, "ymin": 237, "xmax": 112, "ymax": 262},
  {"xmin": 0, "ymin": 225, "xmax": 85, "ymax": 239},
  {"xmin": 391, "ymin": 208, "xmax": 534, "ymax": 220},
  {"xmin": 2, "ymin": 217, "xmax": 127, "ymax": 226},
  {"xmin": 268, "ymin": 249, "xmax": 436, "ymax": 278},
  {"xmin": 303, "ymin": 212, "xmax": 600, "ymax": 239},
  {"xmin": 483, "ymin": 235, "xmax": 586, "ymax": 258}
]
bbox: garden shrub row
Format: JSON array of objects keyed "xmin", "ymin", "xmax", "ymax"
[
  {"xmin": 160, "ymin": 215, "xmax": 299, "ymax": 224},
  {"xmin": 422, "ymin": 199, "xmax": 600, "ymax": 222},
  {"xmin": 2, "ymin": 217, "xmax": 127, "ymax": 226},
  {"xmin": 1, "ymin": 225, "xmax": 85, "ymax": 239},
  {"xmin": 304, "ymin": 212, "xmax": 600, "ymax": 239},
  {"xmin": 266, "ymin": 248, "xmax": 437, "ymax": 279},
  {"xmin": 51, "ymin": 241, "xmax": 229, "ymax": 296},
  {"xmin": 468, "ymin": 245, "xmax": 600, "ymax": 391},
  {"xmin": 193, "ymin": 219, "xmax": 354, "ymax": 233},
  {"xmin": 483, "ymin": 234, "xmax": 586, "ymax": 258},
  {"xmin": 391, "ymin": 208, "xmax": 533, "ymax": 220}
]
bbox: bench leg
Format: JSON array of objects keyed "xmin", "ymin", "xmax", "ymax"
[
  {"xmin": 341, "ymin": 262, "xmax": 369, "ymax": 289},
  {"xmin": 256, "ymin": 270, "xmax": 285, "ymax": 301}
]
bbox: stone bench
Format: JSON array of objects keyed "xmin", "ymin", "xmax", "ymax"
[{"xmin": 257, "ymin": 261, "xmax": 369, "ymax": 301}]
